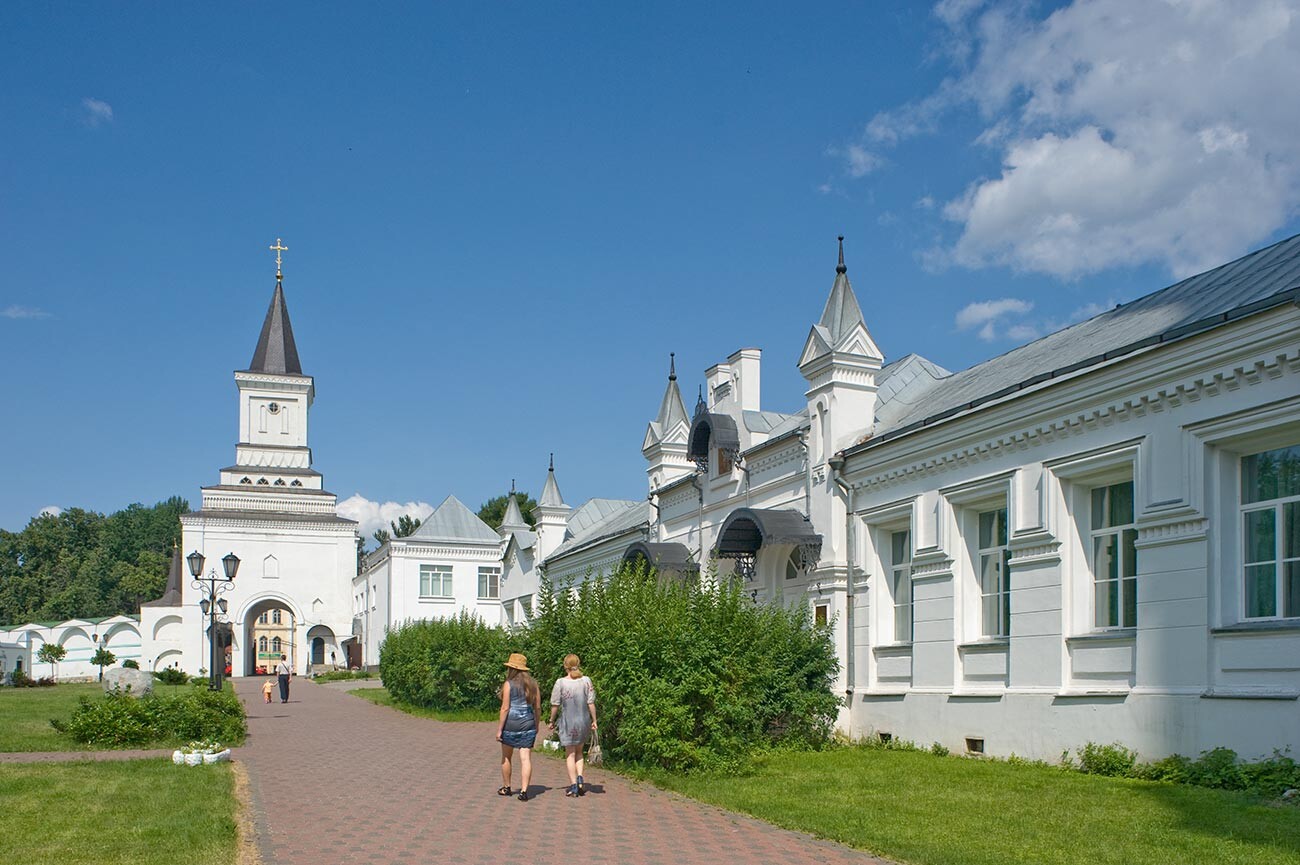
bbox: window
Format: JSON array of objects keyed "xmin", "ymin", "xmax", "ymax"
[
  {"xmin": 977, "ymin": 508, "xmax": 1011, "ymax": 637},
  {"xmin": 890, "ymin": 529, "xmax": 913, "ymax": 642},
  {"xmin": 478, "ymin": 566, "xmax": 500, "ymax": 599},
  {"xmin": 1241, "ymin": 444, "xmax": 1300, "ymax": 619},
  {"xmin": 814, "ymin": 604, "xmax": 829, "ymax": 627},
  {"xmin": 420, "ymin": 564, "xmax": 453, "ymax": 598},
  {"xmin": 258, "ymin": 636, "xmax": 267, "ymax": 652},
  {"xmin": 785, "ymin": 550, "xmax": 801, "ymax": 580},
  {"xmin": 271, "ymin": 636, "xmax": 281, "ymax": 653},
  {"xmin": 271, "ymin": 609, "xmax": 282, "ymax": 625},
  {"xmin": 258, "ymin": 612, "xmax": 268, "ymax": 624},
  {"xmin": 717, "ymin": 448, "xmax": 734, "ymax": 475},
  {"xmin": 1091, "ymin": 481, "xmax": 1137, "ymax": 628}
]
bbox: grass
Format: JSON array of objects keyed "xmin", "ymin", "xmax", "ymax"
[
  {"xmin": 0, "ymin": 758, "xmax": 237, "ymax": 865},
  {"xmin": 349, "ymin": 685, "xmax": 497, "ymax": 722},
  {"xmin": 309, "ymin": 669, "xmax": 373, "ymax": 683},
  {"xmin": 0, "ymin": 682, "xmax": 200, "ymax": 752},
  {"xmin": 643, "ymin": 747, "xmax": 1300, "ymax": 865}
]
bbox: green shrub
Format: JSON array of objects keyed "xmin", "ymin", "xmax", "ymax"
[
  {"xmin": 525, "ymin": 565, "xmax": 840, "ymax": 772},
  {"xmin": 930, "ymin": 742, "xmax": 950, "ymax": 757},
  {"xmin": 312, "ymin": 669, "xmax": 372, "ymax": 683},
  {"xmin": 1077, "ymin": 742, "xmax": 1137, "ymax": 777},
  {"xmin": 122, "ymin": 660, "xmax": 140, "ymax": 669},
  {"xmin": 9, "ymin": 670, "xmax": 34, "ymax": 687},
  {"xmin": 380, "ymin": 610, "xmax": 517, "ymax": 713},
  {"xmin": 153, "ymin": 667, "xmax": 188, "ymax": 685},
  {"xmin": 51, "ymin": 688, "xmax": 246, "ymax": 747}
]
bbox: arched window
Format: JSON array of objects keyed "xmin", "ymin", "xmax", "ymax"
[
  {"xmin": 272, "ymin": 636, "xmax": 281, "ymax": 653},
  {"xmin": 272, "ymin": 609, "xmax": 282, "ymax": 624},
  {"xmin": 258, "ymin": 612, "xmax": 268, "ymax": 624},
  {"xmin": 786, "ymin": 550, "xmax": 802, "ymax": 580},
  {"xmin": 258, "ymin": 636, "xmax": 267, "ymax": 652}
]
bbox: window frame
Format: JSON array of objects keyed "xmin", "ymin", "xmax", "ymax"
[
  {"xmin": 976, "ymin": 507, "xmax": 1012, "ymax": 638},
  {"xmin": 889, "ymin": 528, "xmax": 914, "ymax": 643},
  {"xmin": 1238, "ymin": 443, "xmax": 1300, "ymax": 620},
  {"xmin": 419, "ymin": 564, "xmax": 454, "ymax": 599},
  {"xmin": 477, "ymin": 566, "xmax": 501, "ymax": 600},
  {"xmin": 1089, "ymin": 480, "xmax": 1138, "ymax": 630}
]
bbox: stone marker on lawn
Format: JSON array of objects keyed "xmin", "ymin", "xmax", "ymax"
[{"xmin": 103, "ymin": 667, "xmax": 155, "ymax": 696}]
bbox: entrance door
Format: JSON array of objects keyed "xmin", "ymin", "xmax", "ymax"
[{"xmin": 311, "ymin": 637, "xmax": 325, "ymax": 665}]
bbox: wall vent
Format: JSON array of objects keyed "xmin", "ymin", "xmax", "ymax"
[
  {"xmin": 965, "ymin": 737, "xmax": 985, "ymax": 755},
  {"xmin": 878, "ymin": 732, "xmax": 893, "ymax": 744}
]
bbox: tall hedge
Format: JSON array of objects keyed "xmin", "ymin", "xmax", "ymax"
[
  {"xmin": 527, "ymin": 567, "xmax": 840, "ymax": 771},
  {"xmin": 380, "ymin": 610, "xmax": 519, "ymax": 712}
]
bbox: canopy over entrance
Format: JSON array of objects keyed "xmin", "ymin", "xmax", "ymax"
[
  {"xmin": 687, "ymin": 412, "xmax": 741, "ymax": 471},
  {"xmin": 714, "ymin": 508, "xmax": 822, "ymax": 580},
  {"xmin": 621, "ymin": 541, "xmax": 698, "ymax": 577}
]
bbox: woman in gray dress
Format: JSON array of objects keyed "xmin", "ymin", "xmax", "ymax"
[{"xmin": 547, "ymin": 653, "xmax": 597, "ymax": 797}]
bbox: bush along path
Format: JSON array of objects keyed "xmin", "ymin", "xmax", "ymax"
[{"xmin": 231, "ymin": 677, "xmax": 891, "ymax": 865}]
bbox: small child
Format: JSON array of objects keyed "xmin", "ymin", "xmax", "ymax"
[{"xmin": 262, "ymin": 677, "xmax": 275, "ymax": 704}]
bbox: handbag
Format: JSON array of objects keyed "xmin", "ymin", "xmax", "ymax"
[{"xmin": 587, "ymin": 725, "xmax": 603, "ymax": 766}]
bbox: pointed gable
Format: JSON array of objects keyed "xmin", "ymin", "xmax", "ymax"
[
  {"xmin": 500, "ymin": 493, "xmax": 528, "ymax": 532},
  {"xmin": 142, "ymin": 546, "xmax": 184, "ymax": 608},
  {"xmin": 539, "ymin": 457, "xmax": 566, "ymax": 508},
  {"xmin": 645, "ymin": 353, "xmax": 690, "ymax": 449},
  {"xmin": 407, "ymin": 495, "xmax": 499, "ymax": 544},
  {"xmin": 248, "ymin": 281, "xmax": 303, "ymax": 375},
  {"xmin": 800, "ymin": 236, "xmax": 882, "ymax": 369}
]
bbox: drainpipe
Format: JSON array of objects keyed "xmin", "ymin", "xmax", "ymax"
[
  {"xmin": 828, "ymin": 455, "xmax": 855, "ymax": 727},
  {"xmin": 692, "ymin": 472, "xmax": 705, "ymax": 560},
  {"xmin": 798, "ymin": 431, "xmax": 811, "ymax": 517}
]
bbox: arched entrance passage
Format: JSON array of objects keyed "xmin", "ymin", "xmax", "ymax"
[
  {"xmin": 306, "ymin": 624, "xmax": 336, "ymax": 670},
  {"xmin": 243, "ymin": 598, "xmax": 296, "ymax": 676}
]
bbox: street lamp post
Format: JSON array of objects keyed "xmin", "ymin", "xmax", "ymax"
[{"xmin": 187, "ymin": 550, "xmax": 240, "ymax": 691}]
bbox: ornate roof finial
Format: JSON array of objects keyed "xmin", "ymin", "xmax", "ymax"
[
  {"xmin": 668, "ymin": 352, "xmax": 677, "ymax": 381},
  {"xmin": 510, "ymin": 478, "xmax": 516, "ymax": 495},
  {"xmin": 549, "ymin": 452, "xmax": 554, "ymax": 472},
  {"xmin": 269, "ymin": 237, "xmax": 289, "ymax": 282},
  {"xmin": 836, "ymin": 235, "xmax": 846, "ymax": 275}
]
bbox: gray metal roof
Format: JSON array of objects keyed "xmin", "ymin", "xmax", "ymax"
[
  {"xmin": 406, "ymin": 495, "xmax": 499, "ymax": 545},
  {"xmin": 565, "ymin": 498, "xmax": 641, "ymax": 538},
  {"xmin": 184, "ymin": 509, "xmax": 357, "ymax": 525},
  {"xmin": 500, "ymin": 494, "xmax": 528, "ymax": 531},
  {"xmin": 853, "ymin": 231, "xmax": 1300, "ymax": 451},
  {"xmin": 649, "ymin": 361, "xmax": 690, "ymax": 440},
  {"xmin": 715, "ymin": 507, "xmax": 821, "ymax": 555},
  {"xmin": 546, "ymin": 499, "xmax": 649, "ymax": 562},
  {"xmin": 622, "ymin": 541, "xmax": 698, "ymax": 572},
  {"xmin": 742, "ymin": 410, "xmax": 799, "ymax": 434},
  {"xmin": 539, "ymin": 464, "xmax": 566, "ymax": 508},
  {"xmin": 688, "ymin": 412, "xmax": 740, "ymax": 460},
  {"xmin": 247, "ymin": 280, "xmax": 303, "ymax": 376}
]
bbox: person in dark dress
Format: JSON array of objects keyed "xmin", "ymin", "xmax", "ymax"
[
  {"xmin": 496, "ymin": 653, "xmax": 541, "ymax": 801},
  {"xmin": 275, "ymin": 654, "xmax": 291, "ymax": 703}
]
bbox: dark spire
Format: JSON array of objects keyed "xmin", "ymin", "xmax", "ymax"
[
  {"xmin": 248, "ymin": 281, "xmax": 303, "ymax": 375},
  {"xmin": 511, "ymin": 478, "xmax": 516, "ymax": 495},
  {"xmin": 836, "ymin": 235, "xmax": 847, "ymax": 275},
  {"xmin": 695, "ymin": 385, "xmax": 707, "ymax": 417},
  {"xmin": 549, "ymin": 452, "xmax": 554, "ymax": 471},
  {"xmin": 668, "ymin": 352, "xmax": 676, "ymax": 381},
  {"xmin": 141, "ymin": 545, "xmax": 184, "ymax": 607}
]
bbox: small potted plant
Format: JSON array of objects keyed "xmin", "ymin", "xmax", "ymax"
[{"xmin": 173, "ymin": 738, "xmax": 231, "ymax": 766}]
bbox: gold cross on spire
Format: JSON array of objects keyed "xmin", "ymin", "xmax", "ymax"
[{"xmin": 269, "ymin": 238, "xmax": 288, "ymax": 280}]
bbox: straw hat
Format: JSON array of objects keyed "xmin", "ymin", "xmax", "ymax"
[{"xmin": 504, "ymin": 652, "xmax": 530, "ymax": 671}]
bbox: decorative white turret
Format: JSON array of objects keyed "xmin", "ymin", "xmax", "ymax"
[
  {"xmin": 533, "ymin": 455, "xmax": 571, "ymax": 564},
  {"xmin": 642, "ymin": 353, "xmax": 693, "ymax": 493},
  {"xmin": 798, "ymin": 236, "xmax": 883, "ymax": 460},
  {"xmin": 498, "ymin": 481, "xmax": 529, "ymax": 539}
]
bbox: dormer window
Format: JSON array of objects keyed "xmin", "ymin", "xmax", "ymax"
[
  {"xmin": 240, "ymin": 477, "xmax": 252, "ymax": 485},
  {"xmin": 290, "ymin": 480, "xmax": 302, "ymax": 487},
  {"xmin": 274, "ymin": 478, "xmax": 286, "ymax": 486},
  {"xmin": 257, "ymin": 478, "xmax": 269, "ymax": 485},
  {"xmin": 688, "ymin": 412, "xmax": 741, "ymax": 476}
]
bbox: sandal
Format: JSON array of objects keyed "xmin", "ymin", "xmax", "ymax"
[
  {"xmin": 577, "ymin": 775, "xmax": 585, "ymax": 796},
  {"xmin": 496, "ymin": 786, "xmax": 511, "ymax": 796},
  {"xmin": 517, "ymin": 790, "xmax": 529, "ymax": 801},
  {"xmin": 565, "ymin": 784, "xmax": 577, "ymax": 797}
]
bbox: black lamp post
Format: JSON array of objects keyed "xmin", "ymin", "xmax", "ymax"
[{"xmin": 187, "ymin": 550, "xmax": 240, "ymax": 691}]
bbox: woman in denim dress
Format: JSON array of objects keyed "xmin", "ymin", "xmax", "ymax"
[{"xmin": 496, "ymin": 653, "xmax": 541, "ymax": 801}]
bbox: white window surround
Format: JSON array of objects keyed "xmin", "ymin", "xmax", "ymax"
[
  {"xmin": 859, "ymin": 497, "xmax": 916, "ymax": 648},
  {"xmin": 1046, "ymin": 440, "xmax": 1142, "ymax": 638},
  {"xmin": 419, "ymin": 564, "xmax": 453, "ymax": 599},
  {"xmin": 1188, "ymin": 399, "xmax": 1300, "ymax": 629},
  {"xmin": 1240, "ymin": 443, "xmax": 1300, "ymax": 620},
  {"xmin": 940, "ymin": 471, "xmax": 1014, "ymax": 645}
]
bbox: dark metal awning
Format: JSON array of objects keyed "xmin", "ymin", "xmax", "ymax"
[
  {"xmin": 687, "ymin": 412, "xmax": 741, "ymax": 462},
  {"xmin": 622, "ymin": 541, "xmax": 699, "ymax": 573},
  {"xmin": 716, "ymin": 507, "xmax": 822, "ymax": 558}
]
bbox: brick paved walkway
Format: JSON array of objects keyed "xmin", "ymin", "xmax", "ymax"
[{"xmin": 233, "ymin": 678, "xmax": 890, "ymax": 865}]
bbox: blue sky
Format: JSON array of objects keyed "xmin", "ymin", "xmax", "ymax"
[{"xmin": 4, "ymin": 1, "xmax": 1299, "ymax": 536}]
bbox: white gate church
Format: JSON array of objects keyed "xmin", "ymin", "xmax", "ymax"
[{"xmin": 140, "ymin": 249, "xmax": 358, "ymax": 676}]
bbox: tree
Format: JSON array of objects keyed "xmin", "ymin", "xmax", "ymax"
[
  {"xmin": 371, "ymin": 513, "xmax": 423, "ymax": 549},
  {"xmin": 477, "ymin": 492, "xmax": 538, "ymax": 530},
  {"xmin": 91, "ymin": 647, "xmax": 116, "ymax": 681},
  {"xmin": 36, "ymin": 643, "xmax": 66, "ymax": 681}
]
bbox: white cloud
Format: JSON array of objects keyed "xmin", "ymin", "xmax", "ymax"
[
  {"xmin": 2, "ymin": 305, "xmax": 50, "ymax": 319},
  {"xmin": 846, "ymin": 0, "xmax": 1300, "ymax": 278},
  {"xmin": 81, "ymin": 97, "xmax": 114, "ymax": 127},
  {"xmin": 955, "ymin": 297, "xmax": 1033, "ymax": 331},
  {"xmin": 38, "ymin": 505, "xmax": 63, "ymax": 518},
  {"xmin": 337, "ymin": 494, "xmax": 434, "ymax": 541}
]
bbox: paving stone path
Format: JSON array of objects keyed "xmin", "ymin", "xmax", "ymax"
[{"xmin": 233, "ymin": 678, "xmax": 891, "ymax": 865}]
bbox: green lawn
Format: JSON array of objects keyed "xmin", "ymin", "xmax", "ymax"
[
  {"xmin": 0, "ymin": 759, "xmax": 236, "ymax": 865},
  {"xmin": 646, "ymin": 748, "xmax": 1300, "ymax": 865},
  {"xmin": 0, "ymin": 682, "xmax": 213, "ymax": 752},
  {"xmin": 349, "ymin": 685, "xmax": 497, "ymax": 722}
]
